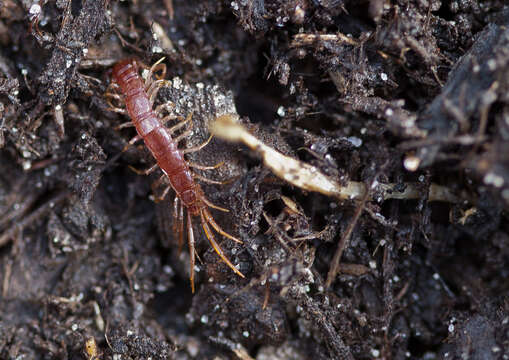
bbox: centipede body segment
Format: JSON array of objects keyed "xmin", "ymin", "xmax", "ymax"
[{"xmin": 107, "ymin": 58, "xmax": 244, "ymax": 292}]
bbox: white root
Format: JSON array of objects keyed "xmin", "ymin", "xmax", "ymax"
[{"xmin": 211, "ymin": 114, "xmax": 458, "ymax": 203}]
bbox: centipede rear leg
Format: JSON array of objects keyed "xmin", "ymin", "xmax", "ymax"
[
  {"xmin": 199, "ymin": 210, "xmax": 244, "ymax": 278},
  {"xmin": 186, "ymin": 211, "xmax": 197, "ymax": 293},
  {"xmin": 202, "ymin": 208, "xmax": 242, "ymax": 243},
  {"xmin": 173, "ymin": 197, "xmax": 185, "ymax": 254}
]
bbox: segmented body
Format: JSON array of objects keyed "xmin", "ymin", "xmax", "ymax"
[
  {"xmin": 112, "ymin": 59, "xmax": 201, "ymax": 214},
  {"xmin": 110, "ymin": 59, "xmax": 244, "ymax": 292}
]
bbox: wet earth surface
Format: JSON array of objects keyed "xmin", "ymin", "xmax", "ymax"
[{"xmin": 0, "ymin": 1, "xmax": 508, "ymax": 359}]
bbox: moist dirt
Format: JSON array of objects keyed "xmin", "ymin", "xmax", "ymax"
[{"xmin": 0, "ymin": 1, "xmax": 508, "ymax": 359}]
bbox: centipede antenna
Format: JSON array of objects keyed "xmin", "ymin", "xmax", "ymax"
[{"xmin": 153, "ymin": 57, "xmax": 166, "ymax": 65}]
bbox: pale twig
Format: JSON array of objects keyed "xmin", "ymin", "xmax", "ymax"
[{"xmin": 211, "ymin": 114, "xmax": 458, "ymax": 203}]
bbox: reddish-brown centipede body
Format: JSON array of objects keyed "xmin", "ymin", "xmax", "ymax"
[{"xmin": 107, "ymin": 58, "xmax": 244, "ymax": 292}]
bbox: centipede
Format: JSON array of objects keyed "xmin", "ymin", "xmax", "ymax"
[{"xmin": 105, "ymin": 58, "xmax": 245, "ymax": 292}]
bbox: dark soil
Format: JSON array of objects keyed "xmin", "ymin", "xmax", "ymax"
[{"xmin": 1, "ymin": 0, "xmax": 508, "ymax": 359}]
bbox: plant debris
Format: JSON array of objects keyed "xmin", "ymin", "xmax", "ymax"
[{"xmin": 212, "ymin": 113, "xmax": 459, "ymax": 203}]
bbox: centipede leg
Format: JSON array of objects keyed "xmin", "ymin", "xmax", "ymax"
[
  {"xmin": 160, "ymin": 114, "xmax": 177, "ymax": 126},
  {"xmin": 193, "ymin": 173, "xmax": 228, "ymax": 185},
  {"xmin": 108, "ymin": 107, "xmax": 127, "ymax": 114},
  {"xmin": 154, "ymin": 185, "xmax": 172, "ymax": 203},
  {"xmin": 105, "ymin": 92, "xmax": 123, "ymax": 101},
  {"xmin": 107, "ymin": 106, "xmax": 127, "ymax": 115},
  {"xmin": 130, "ymin": 135, "xmax": 142, "ymax": 144},
  {"xmin": 173, "ymin": 117, "xmax": 194, "ymax": 143},
  {"xmin": 122, "ymin": 135, "xmax": 142, "ymax": 152},
  {"xmin": 147, "ymin": 79, "xmax": 172, "ymax": 105},
  {"xmin": 105, "ymin": 84, "xmax": 124, "ymax": 110},
  {"xmin": 115, "ymin": 122, "xmax": 135, "ymax": 130},
  {"xmin": 152, "ymin": 174, "xmax": 167, "ymax": 190},
  {"xmin": 187, "ymin": 210, "xmax": 196, "ymax": 293},
  {"xmin": 106, "ymin": 96, "xmax": 127, "ymax": 114},
  {"xmin": 182, "ymin": 134, "xmax": 213, "ymax": 154},
  {"xmin": 105, "ymin": 82, "xmax": 121, "ymax": 94},
  {"xmin": 145, "ymin": 58, "xmax": 167, "ymax": 82},
  {"xmin": 173, "ymin": 197, "xmax": 185, "ymax": 255},
  {"xmin": 167, "ymin": 113, "xmax": 192, "ymax": 134},
  {"xmin": 188, "ymin": 161, "xmax": 224, "ymax": 170},
  {"xmin": 129, "ymin": 163, "xmax": 158, "ymax": 175},
  {"xmin": 200, "ymin": 211, "xmax": 245, "ymax": 278},
  {"xmin": 154, "ymin": 101, "xmax": 175, "ymax": 116},
  {"xmin": 202, "ymin": 209, "xmax": 243, "ymax": 243}
]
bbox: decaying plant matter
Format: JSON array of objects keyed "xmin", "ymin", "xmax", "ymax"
[{"xmin": 212, "ymin": 113, "xmax": 459, "ymax": 203}]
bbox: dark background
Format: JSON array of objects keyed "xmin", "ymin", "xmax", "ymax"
[{"xmin": 0, "ymin": 0, "xmax": 508, "ymax": 359}]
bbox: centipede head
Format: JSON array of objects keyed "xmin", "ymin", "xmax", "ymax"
[{"xmin": 111, "ymin": 58, "xmax": 139, "ymax": 87}]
